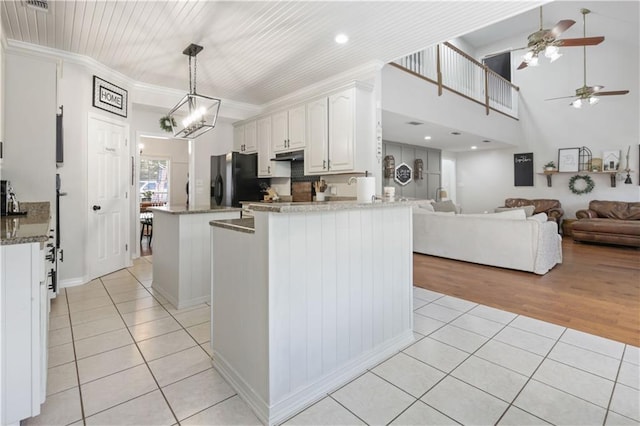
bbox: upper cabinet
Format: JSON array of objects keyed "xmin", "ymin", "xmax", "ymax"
[
  {"xmin": 272, "ymin": 105, "xmax": 306, "ymax": 154},
  {"xmin": 233, "ymin": 121, "xmax": 258, "ymax": 154},
  {"xmin": 305, "ymin": 85, "xmax": 373, "ymax": 175},
  {"xmin": 257, "ymin": 116, "xmax": 290, "ymax": 178},
  {"xmin": 305, "ymin": 98, "xmax": 329, "ymax": 174}
]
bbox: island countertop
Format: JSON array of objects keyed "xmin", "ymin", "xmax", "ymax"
[
  {"xmin": 210, "ymin": 217, "xmax": 255, "ymax": 233},
  {"xmin": 149, "ymin": 204, "xmax": 242, "ymax": 215},
  {"xmin": 245, "ymin": 198, "xmax": 428, "ymax": 213}
]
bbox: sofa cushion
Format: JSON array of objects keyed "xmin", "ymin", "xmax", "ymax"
[
  {"xmin": 432, "ymin": 200, "xmax": 457, "ymax": 213},
  {"xmin": 573, "ymin": 218, "xmax": 640, "ymax": 236},
  {"xmin": 459, "ymin": 209, "xmax": 527, "ymax": 220},
  {"xmin": 588, "ymin": 200, "xmax": 640, "ymax": 220},
  {"xmin": 495, "ymin": 205, "xmax": 535, "ymax": 217}
]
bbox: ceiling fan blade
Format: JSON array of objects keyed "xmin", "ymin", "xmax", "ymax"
[
  {"xmin": 551, "ymin": 19, "xmax": 576, "ymax": 36},
  {"xmin": 517, "ymin": 61, "xmax": 528, "ymax": 70},
  {"xmin": 597, "ymin": 90, "xmax": 630, "ymax": 96},
  {"xmin": 558, "ymin": 36, "xmax": 605, "ymax": 47},
  {"xmin": 545, "ymin": 95, "xmax": 576, "ymax": 101}
]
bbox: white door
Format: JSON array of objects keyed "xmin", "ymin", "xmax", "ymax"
[
  {"xmin": 88, "ymin": 114, "xmax": 129, "ymax": 280},
  {"xmin": 271, "ymin": 110, "xmax": 288, "ymax": 153},
  {"xmin": 287, "ymin": 105, "xmax": 306, "ymax": 149}
]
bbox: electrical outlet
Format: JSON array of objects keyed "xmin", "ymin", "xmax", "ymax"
[{"xmin": 330, "ymin": 186, "xmax": 337, "ymax": 195}]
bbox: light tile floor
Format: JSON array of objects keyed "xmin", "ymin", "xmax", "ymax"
[{"xmin": 26, "ymin": 257, "xmax": 640, "ymax": 425}]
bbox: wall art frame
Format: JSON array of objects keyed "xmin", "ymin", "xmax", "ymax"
[
  {"xmin": 558, "ymin": 147, "xmax": 580, "ymax": 172},
  {"xmin": 92, "ymin": 76, "xmax": 128, "ymax": 118}
]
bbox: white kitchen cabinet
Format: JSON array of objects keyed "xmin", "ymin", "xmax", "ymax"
[
  {"xmin": 233, "ymin": 121, "xmax": 258, "ymax": 154},
  {"xmin": 233, "ymin": 125, "xmax": 245, "ymax": 152},
  {"xmin": 271, "ymin": 104, "xmax": 306, "ymax": 153},
  {"xmin": 305, "ymin": 97, "xmax": 329, "ymax": 174},
  {"xmin": 1, "ymin": 242, "xmax": 47, "ymax": 425},
  {"xmin": 257, "ymin": 116, "xmax": 290, "ymax": 178},
  {"xmin": 305, "ymin": 84, "xmax": 373, "ymax": 175}
]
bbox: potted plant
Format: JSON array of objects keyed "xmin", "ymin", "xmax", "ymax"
[
  {"xmin": 142, "ymin": 190, "xmax": 153, "ymax": 202},
  {"xmin": 543, "ymin": 161, "xmax": 556, "ymax": 171}
]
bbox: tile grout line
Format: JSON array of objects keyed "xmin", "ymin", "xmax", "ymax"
[
  {"xmin": 60, "ymin": 287, "xmax": 88, "ymax": 425},
  {"xmin": 87, "ymin": 271, "xmax": 182, "ymax": 425},
  {"xmin": 602, "ymin": 344, "xmax": 629, "ymax": 425}
]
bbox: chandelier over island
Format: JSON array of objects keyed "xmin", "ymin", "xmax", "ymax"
[{"xmin": 168, "ymin": 43, "xmax": 221, "ymax": 139}]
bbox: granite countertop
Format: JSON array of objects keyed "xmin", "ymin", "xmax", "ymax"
[
  {"xmin": 1, "ymin": 201, "xmax": 51, "ymax": 246},
  {"xmin": 246, "ymin": 198, "xmax": 429, "ymax": 213},
  {"xmin": 210, "ymin": 217, "xmax": 255, "ymax": 234},
  {"xmin": 149, "ymin": 204, "xmax": 242, "ymax": 215}
]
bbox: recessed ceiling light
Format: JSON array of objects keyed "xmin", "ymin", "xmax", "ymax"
[
  {"xmin": 471, "ymin": 146, "xmax": 478, "ymax": 150},
  {"xmin": 335, "ymin": 33, "xmax": 349, "ymax": 44},
  {"xmin": 424, "ymin": 136, "xmax": 432, "ymax": 140},
  {"xmin": 451, "ymin": 131, "xmax": 461, "ymax": 135}
]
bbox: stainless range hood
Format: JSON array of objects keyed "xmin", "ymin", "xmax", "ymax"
[{"xmin": 271, "ymin": 150, "xmax": 304, "ymax": 161}]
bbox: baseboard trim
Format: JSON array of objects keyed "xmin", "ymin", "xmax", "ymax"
[
  {"xmin": 212, "ymin": 329, "xmax": 415, "ymax": 426},
  {"xmin": 58, "ymin": 276, "xmax": 89, "ymax": 289}
]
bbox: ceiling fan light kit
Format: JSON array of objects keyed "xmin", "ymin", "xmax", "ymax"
[
  {"xmin": 544, "ymin": 8, "xmax": 629, "ymax": 108},
  {"xmin": 168, "ymin": 43, "xmax": 222, "ymax": 139},
  {"xmin": 516, "ymin": 6, "xmax": 605, "ymax": 70}
]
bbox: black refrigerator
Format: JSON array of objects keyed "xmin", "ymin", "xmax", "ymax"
[{"xmin": 210, "ymin": 152, "xmax": 264, "ymax": 207}]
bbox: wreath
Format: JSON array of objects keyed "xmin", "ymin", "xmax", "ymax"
[
  {"xmin": 569, "ymin": 174, "xmax": 595, "ymax": 195},
  {"xmin": 159, "ymin": 115, "xmax": 176, "ymax": 132}
]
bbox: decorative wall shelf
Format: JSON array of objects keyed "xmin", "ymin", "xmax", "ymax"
[{"xmin": 537, "ymin": 170, "xmax": 635, "ymax": 188}]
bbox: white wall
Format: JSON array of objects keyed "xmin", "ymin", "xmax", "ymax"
[
  {"xmin": 455, "ymin": 30, "xmax": 640, "ymax": 216},
  {"xmin": 382, "ymin": 64, "xmax": 523, "ymax": 147},
  {"xmin": 190, "ymin": 118, "xmax": 234, "ymax": 208}
]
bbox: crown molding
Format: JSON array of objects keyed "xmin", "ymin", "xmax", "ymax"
[
  {"xmin": 4, "ymin": 39, "xmax": 261, "ymax": 120},
  {"xmin": 262, "ymin": 60, "xmax": 384, "ymax": 113}
]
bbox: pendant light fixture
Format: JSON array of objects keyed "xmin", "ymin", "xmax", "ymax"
[{"xmin": 168, "ymin": 44, "xmax": 221, "ymax": 139}]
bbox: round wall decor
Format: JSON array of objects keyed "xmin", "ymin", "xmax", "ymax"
[{"xmin": 569, "ymin": 174, "xmax": 595, "ymax": 195}]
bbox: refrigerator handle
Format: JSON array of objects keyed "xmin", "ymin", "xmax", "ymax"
[{"xmin": 213, "ymin": 174, "xmax": 224, "ymax": 206}]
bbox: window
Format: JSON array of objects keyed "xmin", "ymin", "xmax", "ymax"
[{"xmin": 139, "ymin": 158, "xmax": 169, "ymax": 202}]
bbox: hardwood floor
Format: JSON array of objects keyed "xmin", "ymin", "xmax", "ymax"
[{"xmin": 413, "ymin": 238, "xmax": 640, "ymax": 346}]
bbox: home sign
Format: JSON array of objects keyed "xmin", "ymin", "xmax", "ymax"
[
  {"xmin": 92, "ymin": 76, "xmax": 128, "ymax": 118},
  {"xmin": 394, "ymin": 162, "xmax": 413, "ymax": 186}
]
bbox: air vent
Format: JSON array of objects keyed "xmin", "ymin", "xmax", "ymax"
[
  {"xmin": 22, "ymin": 0, "xmax": 48, "ymax": 12},
  {"xmin": 405, "ymin": 121, "xmax": 424, "ymax": 126}
]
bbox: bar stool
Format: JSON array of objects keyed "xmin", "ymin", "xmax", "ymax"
[{"xmin": 140, "ymin": 212, "xmax": 153, "ymax": 245}]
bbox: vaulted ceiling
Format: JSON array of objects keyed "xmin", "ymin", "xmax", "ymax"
[{"xmin": 1, "ymin": 1, "xmax": 544, "ymax": 105}]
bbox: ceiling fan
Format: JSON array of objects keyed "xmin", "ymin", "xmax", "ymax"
[
  {"xmin": 515, "ymin": 6, "xmax": 605, "ymax": 70},
  {"xmin": 545, "ymin": 9, "xmax": 629, "ymax": 108}
]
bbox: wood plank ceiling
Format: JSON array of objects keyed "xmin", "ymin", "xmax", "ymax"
[{"xmin": 1, "ymin": 1, "xmax": 544, "ymax": 105}]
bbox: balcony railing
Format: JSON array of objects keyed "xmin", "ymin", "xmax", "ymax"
[{"xmin": 392, "ymin": 42, "xmax": 519, "ymax": 119}]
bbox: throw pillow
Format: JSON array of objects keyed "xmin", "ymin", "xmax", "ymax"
[
  {"xmin": 494, "ymin": 206, "xmax": 535, "ymax": 217},
  {"xmin": 419, "ymin": 203, "xmax": 435, "ymax": 212},
  {"xmin": 528, "ymin": 212, "xmax": 548, "ymax": 223},
  {"xmin": 432, "ymin": 200, "xmax": 457, "ymax": 213}
]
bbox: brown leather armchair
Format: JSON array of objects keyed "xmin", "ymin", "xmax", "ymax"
[
  {"xmin": 503, "ymin": 198, "xmax": 564, "ymax": 223},
  {"xmin": 573, "ymin": 200, "xmax": 640, "ymax": 247}
]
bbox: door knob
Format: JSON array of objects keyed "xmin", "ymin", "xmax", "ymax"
[{"xmin": 92, "ymin": 205, "xmax": 101, "ymax": 211}]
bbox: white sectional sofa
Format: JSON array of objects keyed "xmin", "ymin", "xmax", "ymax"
[{"xmin": 413, "ymin": 208, "xmax": 562, "ymax": 275}]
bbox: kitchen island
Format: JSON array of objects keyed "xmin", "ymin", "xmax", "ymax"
[
  {"xmin": 149, "ymin": 204, "xmax": 241, "ymax": 309},
  {"xmin": 210, "ymin": 199, "xmax": 423, "ymax": 425}
]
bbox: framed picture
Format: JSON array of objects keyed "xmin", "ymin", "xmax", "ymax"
[
  {"xmin": 558, "ymin": 148, "xmax": 580, "ymax": 172},
  {"xmin": 92, "ymin": 76, "xmax": 128, "ymax": 118},
  {"xmin": 602, "ymin": 150, "xmax": 621, "ymax": 171}
]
